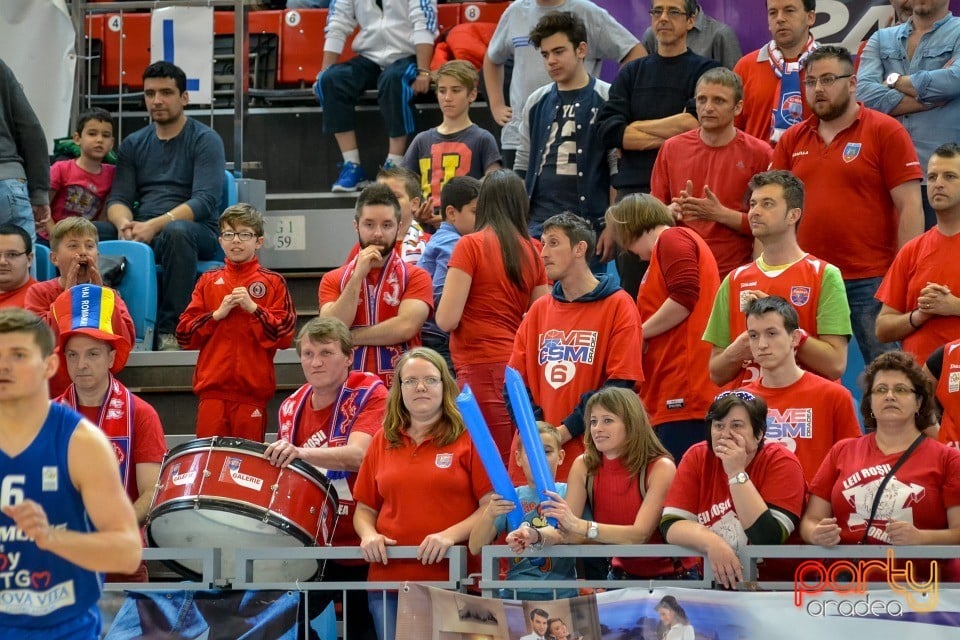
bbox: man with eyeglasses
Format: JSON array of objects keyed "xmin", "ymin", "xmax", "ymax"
[
  {"xmin": 0, "ymin": 224, "xmax": 36, "ymax": 308},
  {"xmin": 596, "ymin": 0, "xmax": 719, "ymax": 299},
  {"xmin": 856, "ymin": 0, "xmax": 960, "ymax": 230},
  {"xmin": 265, "ymin": 316, "xmax": 386, "ymax": 640},
  {"xmin": 105, "ymin": 61, "xmax": 226, "ymax": 352},
  {"xmin": 640, "ymin": 1, "xmax": 742, "ymax": 69},
  {"xmin": 877, "ymin": 142, "xmax": 960, "ymax": 365},
  {"xmin": 771, "ymin": 45, "xmax": 923, "ymax": 371}
]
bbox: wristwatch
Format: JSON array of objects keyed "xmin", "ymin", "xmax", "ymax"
[
  {"xmin": 728, "ymin": 471, "xmax": 749, "ymax": 486},
  {"xmin": 885, "ymin": 72, "xmax": 901, "ymax": 89},
  {"xmin": 586, "ymin": 521, "xmax": 599, "ymax": 539}
]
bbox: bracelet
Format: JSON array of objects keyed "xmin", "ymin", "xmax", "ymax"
[
  {"xmin": 909, "ymin": 308, "xmax": 920, "ymax": 329},
  {"xmin": 530, "ymin": 527, "xmax": 544, "ymax": 551},
  {"xmin": 417, "ymin": 67, "xmax": 431, "ymax": 77},
  {"xmin": 165, "ymin": 211, "xmax": 176, "ymax": 223},
  {"xmin": 795, "ymin": 328, "xmax": 809, "ymax": 350}
]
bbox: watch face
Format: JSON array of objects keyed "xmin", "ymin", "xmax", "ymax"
[{"xmin": 737, "ymin": 472, "xmax": 748, "ymax": 484}]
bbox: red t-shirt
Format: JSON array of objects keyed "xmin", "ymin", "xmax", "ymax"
[
  {"xmin": 650, "ymin": 128, "xmax": 772, "ymax": 276},
  {"xmin": 876, "ymin": 227, "xmax": 960, "ymax": 364},
  {"xmin": 934, "ymin": 340, "xmax": 960, "ymax": 449},
  {"xmin": 744, "ymin": 372, "xmax": 861, "ymax": 482},
  {"xmin": 810, "ymin": 434, "xmax": 960, "ymax": 545},
  {"xmin": 639, "ymin": 227, "xmax": 720, "ymax": 425},
  {"xmin": 353, "ymin": 428, "xmax": 492, "ymax": 582},
  {"xmin": 49, "ymin": 159, "xmax": 115, "ymax": 225},
  {"xmin": 0, "ymin": 277, "xmax": 36, "ymax": 309},
  {"xmin": 733, "ymin": 49, "xmax": 811, "ymax": 144},
  {"xmin": 447, "ymin": 228, "xmax": 547, "ymax": 368},
  {"xmin": 771, "ymin": 105, "xmax": 922, "ymax": 279},
  {"xmin": 663, "ymin": 441, "xmax": 806, "ymax": 553}
]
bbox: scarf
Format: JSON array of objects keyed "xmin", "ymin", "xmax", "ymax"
[
  {"xmin": 767, "ymin": 35, "xmax": 819, "ymax": 144},
  {"xmin": 61, "ymin": 375, "xmax": 134, "ymax": 490}
]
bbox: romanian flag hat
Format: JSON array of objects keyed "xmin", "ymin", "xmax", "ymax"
[{"xmin": 51, "ymin": 284, "xmax": 132, "ymax": 373}]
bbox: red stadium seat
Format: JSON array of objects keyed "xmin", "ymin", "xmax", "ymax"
[
  {"xmin": 437, "ymin": 4, "xmax": 461, "ymax": 33},
  {"xmin": 100, "ymin": 12, "xmax": 152, "ymax": 91},
  {"xmin": 459, "ymin": 2, "xmax": 510, "ymax": 25},
  {"xmin": 279, "ymin": 8, "xmax": 327, "ymax": 86}
]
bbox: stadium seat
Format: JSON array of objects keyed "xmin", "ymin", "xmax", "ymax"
[
  {"xmin": 100, "ymin": 12, "xmax": 152, "ymax": 92},
  {"xmin": 34, "ymin": 244, "xmax": 55, "ymax": 282},
  {"xmin": 459, "ymin": 2, "xmax": 510, "ymax": 25},
  {"xmin": 198, "ymin": 170, "xmax": 237, "ymax": 272},
  {"xmin": 99, "ymin": 240, "xmax": 158, "ymax": 351}
]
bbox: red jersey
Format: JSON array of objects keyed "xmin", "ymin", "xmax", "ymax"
[
  {"xmin": 733, "ymin": 49, "xmax": 811, "ymax": 144},
  {"xmin": 639, "ymin": 227, "xmax": 720, "ymax": 425},
  {"xmin": 810, "ymin": 434, "xmax": 960, "ymax": 545},
  {"xmin": 771, "ymin": 105, "xmax": 923, "ymax": 279},
  {"xmin": 0, "ymin": 277, "xmax": 36, "ymax": 309},
  {"xmin": 663, "ymin": 441, "xmax": 806, "ymax": 554},
  {"xmin": 876, "ymin": 227, "xmax": 960, "ymax": 364},
  {"xmin": 353, "ymin": 428, "xmax": 492, "ymax": 582},
  {"xmin": 177, "ymin": 258, "xmax": 296, "ymax": 406},
  {"xmin": 744, "ymin": 372, "xmax": 861, "ymax": 482},
  {"xmin": 277, "ymin": 372, "xmax": 386, "ymax": 547},
  {"xmin": 447, "ymin": 228, "xmax": 547, "ymax": 369},
  {"xmin": 650, "ymin": 128, "xmax": 772, "ymax": 276},
  {"xmin": 933, "ymin": 340, "xmax": 960, "ymax": 449},
  {"xmin": 509, "ymin": 278, "xmax": 643, "ymax": 480}
]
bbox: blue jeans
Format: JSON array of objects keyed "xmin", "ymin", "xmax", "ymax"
[
  {"xmin": 367, "ymin": 591, "xmax": 398, "ymax": 640},
  {"xmin": 845, "ymin": 276, "xmax": 898, "ymax": 367}
]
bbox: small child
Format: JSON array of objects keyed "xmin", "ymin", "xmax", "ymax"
[
  {"xmin": 176, "ymin": 203, "xmax": 297, "ymax": 441},
  {"xmin": 468, "ymin": 422, "xmax": 578, "ymax": 600},
  {"xmin": 402, "ymin": 61, "xmax": 501, "ymax": 213},
  {"xmin": 418, "ymin": 176, "xmax": 479, "ymax": 373},
  {"xmin": 46, "ymin": 108, "xmax": 116, "ymax": 244},
  {"xmin": 376, "ymin": 166, "xmax": 430, "ymax": 264}
]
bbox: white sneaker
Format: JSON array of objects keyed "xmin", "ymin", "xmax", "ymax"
[{"xmin": 157, "ymin": 333, "xmax": 181, "ymax": 351}]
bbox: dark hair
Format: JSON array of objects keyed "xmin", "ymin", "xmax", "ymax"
[
  {"xmin": 546, "ymin": 618, "xmax": 567, "ymax": 640},
  {"xmin": 746, "ymin": 295, "xmax": 800, "ymax": 333},
  {"xmin": 75, "ymin": 108, "xmax": 114, "ymax": 136},
  {"xmin": 530, "ymin": 608, "xmax": 549, "ymax": 621},
  {"xmin": 705, "ymin": 390, "xmax": 768, "ymax": 449},
  {"xmin": 355, "ymin": 183, "xmax": 402, "ymax": 223},
  {"xmin": 696, "ymin": 67, "xmax": 744, "ymax": 103},
  {"xmin": 475, "ymin": 169, "xmax": 537, "ymax": 289},
  {"xmin": 767, "ymin": 0, "xmax": 815, "ymax": 11},
  {"xmin": 530, "ymin": 11, "xmax": 587, "ymax": 48},
  {"xmin": 932, "ymin": 142, "xmax": 960, "ymax": 159},
  {"xmin": 0, "ymin": 224, "xmax": 32, "ymax": 256},
  {"xmin": 440, "ymin": 176, "xmax": 481, "ymax": 218},
  {"xmin": 803, "ymin": 45, "xmax": 855, "ymax": 74},
  {"xmin": 143, "ymin": 61, "xmax": 187, "ymax": 93},
  {"xmin": 0, "ymin": 308, "xmax": 55, "ymax": 357},
  {"xmin": 220, "ymin": 203, "xmax": 265, "ymax": 237},
  {"xmin": 656, "ymin": 595, "xmax": 691, "ymax": 637},
  {"xmin": 542, "ymin": 212, "xmax": 597, "ymax": 259},
  {"xmin": 749, "ymin": 170, "xmax": 805, "ymax": 212},
  {"xmin": 860, "ymin": 351, "xmax": 937, "ymax": 431}
]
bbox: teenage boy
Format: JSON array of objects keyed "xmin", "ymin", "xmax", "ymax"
[
  {"xmin": 177, "ymin": 203, "xmax": 296, "ymax": 441},
  {"xmin": 516, "ymin": 11, "xmax": 617, "ymax": 268},
  {"xmin": 469, "ymin": 423, "xmax": 576, "ymax": 600},
  {"xmin": 319, "ymin": 183, "xmax": 433, "ymax": 386},
  {"xmin": 704, "ymin": 170, "xmax": 851, "ymax": 388},
  {"xmin": 509, "ymin": 213, "xmax": 643, "ymax": 481},
  {"xmin": 47, "ymin": 108, "xmax": 115, "ymax": 242},
  {"xmin": 402, "ymin": 61, "xmax": 501, "ymax": 211},
  {"xmin": 0, "ymin": 224, "xmax": 36, "ymax": 308},
  {"xmin": 377, "ymin": 166, "xmax": 431, "ymax": 264},
  {"xmin": 741, "ymin": 296, "xmax": 861, "ymax": 482},
  {"xmin": 418, "ymin": 176, "xmax": 480, "ymax": 373},
  {"xmin": 0, "ymin": 307, "xmax": 140, "ymax": 638}
]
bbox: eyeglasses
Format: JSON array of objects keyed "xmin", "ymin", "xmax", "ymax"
[
  {"xmin": 870, "ymin": 385, "xmax": 917, "ymax": 397},
  {"xmin": 649, "ymin": 8, "xmax": 689, "ymax": 18},
  {"xmin": 220, "ymin": 231, "xmax": 258, "ymax": 242},
  {"xmin": 0, "ymin": 251, "xmax": 28, "ymax": 261},
  {"xmin": 400, "ymin": 376, "xmax": 442, "ymax": 389},
  {"xmin": 802, "ymin": 74, "xmax": 852, "ymax": 89},
  {"xmin": 714, "ymin": 390, "xmax": 756, "ymax": 402}
]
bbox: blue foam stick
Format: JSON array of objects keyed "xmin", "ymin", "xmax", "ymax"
[
  {"xmin": 504, "ymin": 366, "xmax": 557, "ymax": 526},
  {"xmin": 457, "ymin": 385, "xmax": 524, "ymax": 531}
]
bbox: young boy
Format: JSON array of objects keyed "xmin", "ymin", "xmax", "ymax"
[
  {"xmin": 402, "ymin": 61, "xmax": 501, "ymax": 212},
  {"xmin": 418, "ymin": 176, "xmax": 479, "ymax": 372},
  {"xmin": 468, "ymin": 422, "xmax": 578, "ymax": 600},
  {"xmin": 176, "ymin": 203, "xmax": 297, "ymax": 441},
  {"xmin": 376, "ymin": 166, "xmax": 431, "ymax": 264},
  {"xmin": 46, "ymin": 108, "xmax": 116, "ymax": 244}
]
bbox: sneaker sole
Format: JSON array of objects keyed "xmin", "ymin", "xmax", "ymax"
[{"xmin": 331, "ymin": 179, "xmax": 371, "ymax": 193}]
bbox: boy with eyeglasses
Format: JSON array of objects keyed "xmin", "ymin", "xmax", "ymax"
[{"xmin": 177, "ymin": 203, "xmax": 296, "ymax": 441}]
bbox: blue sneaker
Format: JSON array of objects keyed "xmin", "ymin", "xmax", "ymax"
[
  {"xmin": 382, "ymin": 158, "xmax": 400, "ymax": 171},
  {"xmin": 332, "ymin": 161, "xmax": 368, "ymax": 192}
]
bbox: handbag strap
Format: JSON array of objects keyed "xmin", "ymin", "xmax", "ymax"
[{"xmin": 859, "ymin": 433, "xmax": 925, "ymax": 544}]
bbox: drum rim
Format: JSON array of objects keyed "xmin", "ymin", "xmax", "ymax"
[{"xmin": 164, "ymin": 437, "xmax": 340, "ymax": 502}]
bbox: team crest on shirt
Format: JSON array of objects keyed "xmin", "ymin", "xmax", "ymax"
[
  {"xmin": 435, "ymin": 453, "xmax": 453, "ymax": 469},
  {"xmin": 790, "ymin": 286, "xmax": 811, "ymax": 306},
  {"xmin": 842, "ymin": 143, "xmax": 862, "ymax": 163},
  {"xmin": 950, "ymin": 372, "xmax": 960, "ymax": 394},
  {"xmin": 779, "ymin": 92, "xmax": 804, "ymax": 125},
  {"xmin": 248, "ymin": 281, "xmax": 267, "ymax": 299}
]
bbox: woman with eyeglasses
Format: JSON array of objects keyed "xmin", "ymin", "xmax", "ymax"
[
  {"xmin": 353, "ymin": 347, "xmax": 492, "ymax": 640},
  {"xmin": 801, "ymin": 351, "xmax": 960, "ymax": 553},
  {"xmin": 659, "ymin": 389, "xmax": 806, "ymax": 589}
]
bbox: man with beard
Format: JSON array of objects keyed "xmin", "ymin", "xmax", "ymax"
[
  {"xmin": 857, "ymin": 0, "xmax": 960, "ymax": 230},
  {"xmin": 771, "ymin": 45, "xmax": 923, "ymax": 367},
  {"xmin": 318, "ymin": 183, "xmax": 432, "ymax": 385},
  {"xmin": 105, "ymin": 61, "xmax": 226, "ymax": 351}
]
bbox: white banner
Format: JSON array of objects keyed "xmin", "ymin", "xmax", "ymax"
[
  {"xmin": 150, "ymin": 6, "xmax": 213, "ymax": 105},
  {"xmin": 399, "ymin": 583, "xmax": 960, "ymax": 639}
]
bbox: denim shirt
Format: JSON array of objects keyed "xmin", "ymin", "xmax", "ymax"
[{"xmin": 856, "ymin": 13, "xmax": 960, "ymax": 180}]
